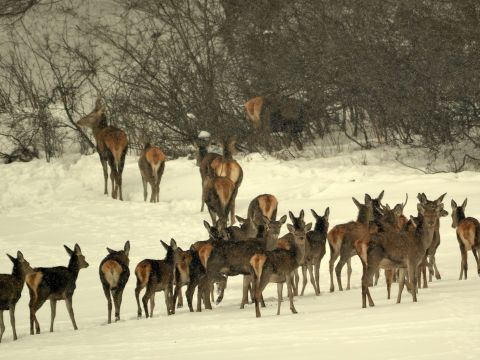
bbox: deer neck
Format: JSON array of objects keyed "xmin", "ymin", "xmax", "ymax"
[
  {"xmin": 314, "ymin": 220, "xmax": 327, "ymax": 235},
  {"xmin": 456, "ymin": 209, "xmax": 466, "ymax": 224},
  {"xmin": 91, "ymin": 113, "xmax": 108, "ymax": 138},
  {"xmin": 357, "ymin": 207, "xmax": 371, "ymax": 225},
  {"xmin": 164, "ymin": 248, "xmax": 175, "ymax": 266},
  {"xmin": 416, "ymin": 220, "xmax": 435, "ymax": 250},
  {"xmin": 198, "ymin": 145, "xmax": 208, "ymax": 163},
  {"xmin": 67, "ymin": 256, "xmax": 81, "ymax": 279}
]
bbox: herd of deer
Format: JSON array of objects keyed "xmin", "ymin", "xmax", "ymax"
[{"xmin": 1, "ymin": 99, "xmax": 480, "ymax": 344}]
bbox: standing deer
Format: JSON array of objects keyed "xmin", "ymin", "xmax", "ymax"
[
  {"xmin": 0, "ymin": 251, "xmax": 33, "ymax": 343},
  {"xmin": 327, "ymin": 195, "xmax": 373, "ymax": 292},
  {"xmin": 138, "ymin": 144, "xmax": 166, "ymax": 203},
  {"xmin": 249, "ymin": 221, "xmax": 312, "ymax": 317},
  {"xmin": 203, "ymin": 175, "xmax": 236, "ymax": 231},
  {"xmin": 26, "ymin": 244, "xmax": 89, "ymax": 334},
  {"xmin": 247, "ymin": 194, "xmax": 278, "ymax": 228},
  {"xmin": 99, "ymin": 241, "xmax": 130, "ymax": 324},
  {"xmin": 301, "ymin": 208, "xmax": 329, "ymax": 296},
  {"xmin": 77, "ymin": 98, "xmax": 128, "ymax": 200},
  {"xmin": 451, "ymin": 198, "xmax": 480, "ymax": 279},
  {"xmin": 196, "ymin": 139, "xmax": 222, "ymax": 212}
]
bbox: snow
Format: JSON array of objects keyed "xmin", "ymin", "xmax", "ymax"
[{"xmin": 0, "ymin": 148, "xmax": 479, "ymax": 359}]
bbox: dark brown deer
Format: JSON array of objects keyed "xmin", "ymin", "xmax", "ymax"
[
  {"xmin": 134, "ymin": 239, "xmax": 180, "ymax": 318},
  {"xmin": 361, "ymin": 203, "xmax": 441, "ymax": 308},
  {"xmin": 300, "ymin": 208, "xmax": 329, "ymax": 296},
  {"xmin": 196, "ymin": 139, "xmax": 222, "ymax": 212},
  {"xmin": 138, "ymin": 144, "xmax": 166, "ymax": 203},
  {"xmin": 99, "ymin": 241, "xmax": 130, "ymax": 324},
  {"xmin": 417, "ymin": 193, "xmax": 447, "ymax": 287},
  {"xmin": 0, "ymin": 251, "xmax": 33, "ymax": 343},
  {"xmin": 208, "ymin": 137, "xmax": 243, "ymax": 224},
  {"xmin": 77, "ymin": 98, "xmax": 128, "ymax": 200},
  {"xmin": 26, "ymin": 244, "xmax": 89, "ymax": 334},
  {"xmin": 203, "ymin": 175, "xmax": 236, "ymax": 231},
  {"xmin": 249, "ymin": 221, "xmax": 312, "ymax": 317},
  {"xmin": 327, "ymin": 195, "xmax": 373, "ymax": 292},
  {"xmin": 247, "ymin": 194, "xmax": 278, "ymax": 228},
  {"xmin": 451, "ymin": 198, "xmax": 480, "ymax": 279}
]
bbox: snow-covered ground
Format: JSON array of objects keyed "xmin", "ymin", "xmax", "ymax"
[{"xmin": 0, "ymin": 149, "xmax": 479, "ymax": 359}]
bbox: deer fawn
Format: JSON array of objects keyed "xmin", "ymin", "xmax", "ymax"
[
  {"xmin": 249, "ymin": 221, "xmax": 312, "ymax": 317},
  {"xmin": 0, "ymin": 251, "xmax": 33, "ymax": 343},
  {"xmin": 77, "ymin": 97, "xmax": 128, "ymax": 200},
  {"xmin": 301, "ymin": 208, "xmax": 329, "ymax": 296},
  {"xmin": 327, "ymin": 195, "xmax": 373, "ymax": 292},
  {"xmin": 99, "ymin": 241, "xmax": 130, "ymax": 324},
  {"xmin": 26, "ymin": 244, "xmax": 89, "ymax": 334},
  {"xmin": 138, "ymin": 144, "xmax": 166, "ymax": 203},
  {"xmin": 451, "ymin": 198, "xmax": 480, "ymax": 279},
  {"xmin": 361, "ymin": 203, "xmax": 441, "ymax": 308}
]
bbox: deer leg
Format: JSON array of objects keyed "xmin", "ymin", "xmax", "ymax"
[
  {"xmin": 385, "ymin": 269, "xmax": 393, "ymax": 300},
  {"xmin": 396, "ymin": 268, "xmax": 406, "ymax": 304},
  {"xmin": 216, "ymin": 277, "xmax": 227, "ymax": 305},
  {"xmin": 471, "ymin": 248, "xmax": 480, "ymax": 276},
  {"xmin": 408, "ymin": 263, "xmax": 418, "ymax": 302},
  {"xmin": 142, "ymin": 288, "xmax": 151, "ymax": 318},
  {"xmin": 109, "ymin": 168, "xmax": 117, "ymax": 199},
  {"xmin": 374, "ymin": 270, "xmax": 380, "ymax": 286},
  {"xmin": 240, "ymin": 275, "xmax": 250, "ymax": 309},
  {"xmin": 164, "ymin": 287, "xmax": 172, "ymax": 316},
  {"xmin": 99, "ymin": 155, "xmax": 108, "ymax": 195},
  {"xmin": 335, "ymin": 253, "xmax": 348, "ymax": 291},
  {"xmin": 150, "ymin": 293, "xmax": 156, "ymax": 317},
  {"xmin": 185, "ymin": 281, "xmax": 195, "ymax": 312},
  {"xmin": 177, "ymin": 286, "xmax": 184, "ymax": 308},
  {"xmin": 314, "ymin": 261, "xmax": 321, "ymax": 295},
  {"xmin": 0, "ymin": 311, "xmax": 4, "ymax": 343},
  {"xmin": 142, "ymin": 177, "xmax": 148, "ymax": 202},
  {"xmin": 329, "ymin": 251, "xmax": 338, "ymax": 292},
  {"xmin": 117, "ymin": 148, "xmax": 127, "ymax": 201},
  {"xmin": 9, "ymin": 305, "xmax": 17, "ymax": 341},
  {"xmin": 29, "ymin": 297, "xmax": 44, "ymax": 335},
  {"xmin": 293, "ymin": 268, "xmax": 299, "ymax": 296},
  {"xmin": 276, "ymin": 283, "xmax": 283, "ymax": 315},
  {"xmin": 300, "ymin": 265, "xmax": 308, "ymax": 296},
  {"xmin": 307, "ymin": 263, "xmax": 317, "ymax": 295},
  {"xmin": 49, "ymin": 299, "xmax": 57, "ymax": 332},
  {"xmin": 422, "ymin": 259, "xmax": 428, "ymax": 288},
  {"xmin": 102, "ymin": 283, "xmax": 112, "ymax": 324},
  {"xmin": 432, "ymin": 257, "xmax": 442, "ymax": 280},
  {"xmin": 286, "ymin": 274, "xmax": 297, "ymax": 314},
  {"xmin": 459, "ymin": 243, "xmax": 467, "ymax": 280},
  {"xmin": 113, "ymin": 288, "xmax": 124, "ymax": 321},
  {"xmin": 65, "ymin": 297, "xmax": 78, "ymax": 330},
  {"xmin": 346, "ymin": 257, "xmax": 353, "ymax": 290},
  {"xmin": 149, "ymin": 180, "xmax": 156, "ymax": 203}
]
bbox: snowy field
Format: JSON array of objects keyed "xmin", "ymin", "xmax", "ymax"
[{"xmin": 0, "ymin": 149, "xmax": 479, "ymax": 359}]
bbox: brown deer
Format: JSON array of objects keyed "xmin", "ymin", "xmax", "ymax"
[
  {"xmin": 327, "ymin": 195, "xmax": 374, "ymax": 292},
  {"xmin": 451, "ymin": 198, "xmax": 480, "ymax": 279},
  {"xmin": 249, "ymin": 221, "xmax": 312, "ymax": 317},
  {"xmin": 208, "ymin": 137, "xmax": 243, "ymax": 224},
  {"xmin": 0, "ymin": 251, "xmax": 33, "ymax": 343},
  {"xmin": 138, "ymin": 144, "xmax": 166, "ymax": 203},
  {"xmin": 99, "ymin": 241, "xmax": 130, "ymax": 324},
  {"xmin": 300, "ymin": 208, "xmax": 329, "ymax": 296},
  {"xmin": 196, "ymin": 139, "xmax": 222, "ymax": 212},
  {"xmin": 26, "ymin": 244, "xmax": 89, "ymax": 334},
  {"xmin": 77, "ymin": 98, "xmax": 128, "ymax": 200},
  {"xmin": 247, "ymin": 194, "xmax": 278, "ymax": 228},
  {"xmin": 225, "ymin": 215, "xmax": 258, "ymax": 241},
  {"xmin": 417, "ymin": 193, "xmax": 447, "ymax": 287},
  {"xmin": 361, "ymin": 203, "xmax": 441, "ymax": 308},
  {"xmin": 203, "ymin": 175, "xmax": 236, "ymax": 231},
  {"xmin": 135, "ymin": 239, "xmax": 188, "ymax": 318}
]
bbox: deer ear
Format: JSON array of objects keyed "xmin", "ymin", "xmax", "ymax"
[
  {"xmin": 417, "ymin": 193, "xmax": 426, "ymax": 204},
  {"xmin": 203, "ymin": 220, "xmax": 211, "ymax": 232},
  {"xmin": 287, "ymin": 224, "xmax": 295, "ymax": 233},
  {"xmin": 262, "ymin": 215, "xmax": 270, "ymax": 225},
  {"xmin": 378, "ymin": 190, "xmax": 384, "ymax": 201},
  {"xmin": 74, "ymin": 244, "xmax": 82, "ymax": 255},
  {"xmin": 64, "ymin": 245, "xmax": 74, "ymax": 256},
  {"xmin": 451, "ymin": 199, "xmax": 457, "ymax": 209},
  {"xmin": 462, "ymin": 198, "xmax": 468, "ymax": 210},
  {"xmin": 299, "ymin": 209, "xmax": 305, "ymax": 220},
  {"xmin": 310, "ymin": 209, "xmax": 319, "ymax": 220},
  {"xmin": 324, "ymin": 207, "xmax": 330, "ymax": 219},
  {"xmin": 364, "ymin": 194, "xmax": 372, "ymax": 204},
  {"xmin": 17, "ymin": 251, "xmax": 25, "ymax": 261},
  {"xmin": 417, "ymin": 203, "xmax": 425, "ymax": 215},
  {"xmin": 304, "ymin": 223, "xmax": 313, "ymax": 232},
  {"xmin": 7, "ymin": 253, "xmax": 15, "ymax": 263},
  {"xmin": 288, "ymin": 211, "xmax": 295, "ymax": 222},
  {"xmin": 106, "ymin": 247, "xmax": 115, "ymax": 254},
  {"xmin": 436, "ymin": 193, "xmax": 446, "ymax": 204},
  {"xmin": 235, "ymin": 215, "xmax": 246, "ymax": 223},
  {"xmin": 160, "ymin": 240, "xmax": 169, "ymax": 250},
  {"xmin": 170, "ymin": 238, "xmax": 178, "ymax": 250},
  {"xmin": 124, "ymin": 241, "xmax": 130, "ymax": 256},
  {"xmin": 279, "ymin": 215, "xmax": 287, "ymax": 224},
  {"xmin": 352, "ymin": 197, "xmax": 362, "ymax": 209}
]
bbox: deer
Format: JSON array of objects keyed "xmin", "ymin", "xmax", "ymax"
[
  {"xmin": 138, "ymin": 144, "xmax": 166, "ymax": 203},
  {"xmin": 208, "ymin": 136, "xmax": 243, "ymax": 224},
  {"xmin": 26, "ymin": 244, "xmax": 89, "ymax": 335},
  {"xmin": 196, "ymin": 138, "xmax": 222, "ymax": 212},
  {"xmin": 417, "ymin": 193, "xmax": 447, "ymax": 287},
  {"xmin": 203, "ymin": 175, "xmax": 236, "ymax": 232},
  {"xmin": 327, "ymin": 195, "xmax": 374, "ymax": 292},
  {"xmin": 300, "ymin": 208, "xmax": 329, "ymax": 296},
  {"xmin": 249, "ymin": 221, "xmax": 312, "ymax": 317},
  {"xmin": 361, "ymin": 203, "xmax": 441, "ymax": 308},
  {"xmin": 451, "ymin": 198, "xmax": 480, "ymax": 279},
  {"xmin": 99, "ymin": 241, "xmax": 130, "ymax": 324},
  {"xmin": 247, "ymin": 194, "xmax": 278, "ymax": 228},
  {"xmin": 77, "ymin": 97, "xmax": 128, "ymax": 200},
  {"xmin": 225, "ymin": 215, "xmax": 258, "ymax": 241},
  {"xmin": 134, "ymin": 239, "xmax": 185, "ymax": 318},
  {"xmin": 0, "ymin": 251, "xmax": 33, "ymax": 343}
]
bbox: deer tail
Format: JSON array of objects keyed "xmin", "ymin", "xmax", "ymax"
[{"xmin": 250, "ymin": 253, "xmax": 267, "ymax": 290}]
